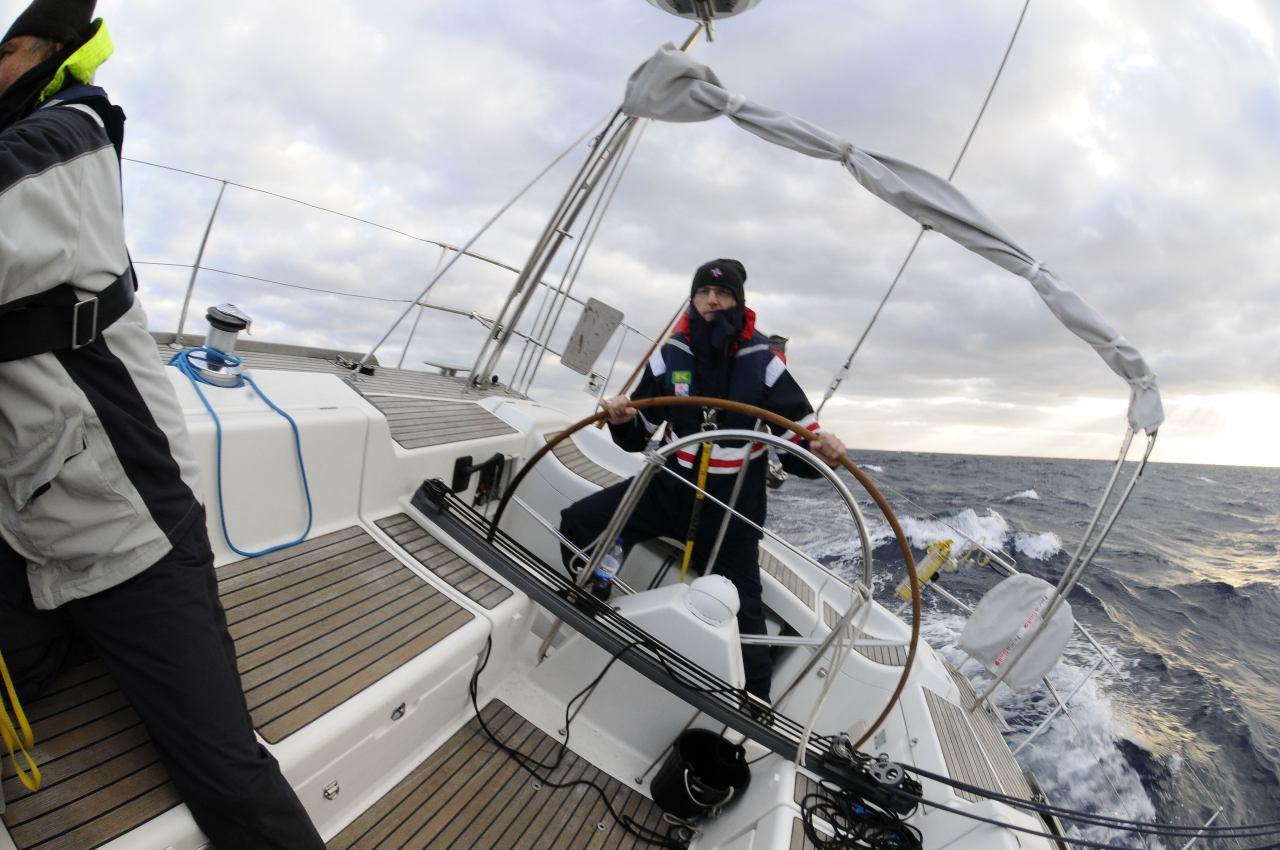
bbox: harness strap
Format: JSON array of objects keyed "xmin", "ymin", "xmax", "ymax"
[
  {"xmin": 678, "ymin": 407, "xmax": 719, "ymax": 582},
  {"xmin": 0, "ymin": 650, "xmax": 42, "ymax": 792},
  {"xmin": 678, "ymin": 442, "xmax": 714, "ymax": 583},
  {"xmin": 0, "ymin": 269, "xmax": 134, "ymax": 363}
]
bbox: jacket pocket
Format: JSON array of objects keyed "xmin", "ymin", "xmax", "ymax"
[{"xmin": 0, "ymin": 413, "xmax": 140, "ymax": 571}]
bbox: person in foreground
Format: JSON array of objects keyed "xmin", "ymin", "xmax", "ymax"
[
  {"xmin": 0, "ymin": 1, "xmax": 323, "ymax": 845},
  {"xmin": 560, "ymin": 258, "xmax": 846, "ymax": 702}
]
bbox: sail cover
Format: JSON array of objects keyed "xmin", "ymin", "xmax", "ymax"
[
  {"xmin": 959, "ymin": 573, "xmax": 1074, "ymax": 692},
  {"xmin": 621, "ymin": 45, "xmax": 1163, "ymax": 434}
]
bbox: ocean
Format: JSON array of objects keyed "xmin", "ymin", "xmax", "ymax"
[{"xmin": 768, "ymin": 449, "xmax": 1280, "ymax": 847}]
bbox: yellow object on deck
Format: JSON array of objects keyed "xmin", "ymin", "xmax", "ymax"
[
  {"xmin": 0, "ymin": 649, "xmax": 42, "ymax": 792},
  {"xmin": 894, "ymin": 539, "xmax": 954, "ymax": 601}
]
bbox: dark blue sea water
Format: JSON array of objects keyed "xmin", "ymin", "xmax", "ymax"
[{"xmin": 769, "ymin": 450, "xmax": 1280, "ymax": 847}]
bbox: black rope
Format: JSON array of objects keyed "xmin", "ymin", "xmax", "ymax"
[
  {"xmin": 887, "ymin": 758, "xmax": 1280, "ymax": 840},
  {"xmin": 468, "ymin": 636, "xmax": 692, "ymax": 849},
  {"xmin": 875, "ymin": 783, "xmax": 1280, "ymax": 850},
  {"xmin": 800, "ymin": 779, "xmax": 922, "ymax": 850}
]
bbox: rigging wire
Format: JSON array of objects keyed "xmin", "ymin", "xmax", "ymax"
[
  {"xmin": 124, "ymin": 157, "xmax": 460, "ymax": 251},
  {"xmin": 135, "ymin": 261, "xmax": 417, "ymax": 303},
  {"xmin": 511, "ymin": 119, "xmax": 638, "ymax": 389},
  {"xmin": 816, "ymin": 0, "xmax": 1033, "ymax": 416},
  {"xmin": 890, "ymin": 757, "xmax": 1280, "ymax": 840},
  {"xmin": 512, "ymin": 117, "xmax": 648, "ymax": 392},
  {"xmin": 131, "ymin": 261, "xmax": 657, "ymax": 346},
  {"xmin": 518, "ymin": 118, "xmax": 653, "ymax": 394},
  {"xmin": 358, "ymin": 110, "xmax": 616, "ymax": 367},
  {"xmin": 870, "ymin": 783, "xmax": 1280, "ymax": 850}
]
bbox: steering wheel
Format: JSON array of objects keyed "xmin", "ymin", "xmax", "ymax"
[{"xmin": 491, "ymin": 395, "xmax": 920, "ymax": 752}]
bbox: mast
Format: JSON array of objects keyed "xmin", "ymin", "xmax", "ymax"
[{"xmin": 466, "ymin": 25, "xmax": 705, "ymax": 390}]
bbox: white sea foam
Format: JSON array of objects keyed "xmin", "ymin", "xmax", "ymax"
[
  {"xmin": 1006, "ymin": 488, "xmax": 1040, "ymax": 501},
  {"xmin": 772, "ymin": 494, "xmax": 1064, "ymax": 586},
  {"xmin": 861, "ymin": 464, "xmax": 885, "ymax": 473},
  {"xmin": 892, "ymin": 506, "xmax": 1064, "ymax": 565},
  {"xmin": 919, "ymin": 616, "xmax": 1162, "ymax": 847},
  {"xmin": 1196, "ymin": 476, "xmax": 1217, "ymax": 485},
  {"xmin": 801, "ymin": 518, "xmax": 896, "ymax": 568},
  {"xmin": 1013, "ymin": 531, "xmax": 1062, "ymax": 560},
  {"xmin": 898, "ymin": 507, "xmax": 1010, "ymax": 551}
]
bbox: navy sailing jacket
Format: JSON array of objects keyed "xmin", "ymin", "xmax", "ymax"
[{"xmin": 609, "ymin": 307, "xmax": 825, "ymax": 483}]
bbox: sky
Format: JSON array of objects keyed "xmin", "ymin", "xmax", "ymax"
[{"xmin": 72, "ymin": 0, "xmax": 1280, "ymax": 466}]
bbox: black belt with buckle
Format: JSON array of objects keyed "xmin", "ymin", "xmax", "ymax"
[{"xmin": 0, "ymin": 270, "xmax": 135, "ymax": 363}]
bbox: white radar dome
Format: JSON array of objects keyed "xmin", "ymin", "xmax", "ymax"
[
  {"xmin": 643, "ymin": 0, "xmax": 766, "ymax": 21},
  {"xmin": 685, "ymin": 575, "xmax": 740, "ymax": 626}
]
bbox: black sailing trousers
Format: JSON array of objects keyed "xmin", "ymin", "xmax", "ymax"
[
  {"xmin": 559, "ymin": 466, "xmax": 774, "ymax": 701},
  {"xmin": 0, "ymin": 512, "xmax": 324, "ymax": 850}
]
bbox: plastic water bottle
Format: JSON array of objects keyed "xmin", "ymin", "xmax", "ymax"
[{"xmin": 587, "ymin": 537, "xmax": 625, "ymax": 601}]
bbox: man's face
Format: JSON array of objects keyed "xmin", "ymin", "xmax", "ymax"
[
  {"xmin": 0, "ymin": 36, "xmax": 61, "ymax": 99},
  {"xmin": 692, "ymin": 285, "xmax": 737, "ymax": 321}
]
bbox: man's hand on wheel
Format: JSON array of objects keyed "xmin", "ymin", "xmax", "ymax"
[
  {"xmin": 809, "ymin": 431, "xmax": 847, "ymax": 468},
  {"xmin": 603, "ymin": 395, "xmax": 637, "ymax": 425}
]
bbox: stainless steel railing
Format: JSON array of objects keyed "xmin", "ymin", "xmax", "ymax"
[{"xmin": 123, "ymin": 157, "xmax": 656, "ymax": 389}]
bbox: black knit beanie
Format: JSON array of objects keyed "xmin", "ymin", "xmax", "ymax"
[
  {"xmin": 690, "ymin": 258, "xmax": 747, "ymax": 304},
  {"xmin": 4, "ymin": 0, "xmax": 96, "ymax": 46}
]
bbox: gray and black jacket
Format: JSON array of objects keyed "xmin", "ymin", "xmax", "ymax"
[{"xmin": 0, "ymin": 83, "xmax": 203, "ymax": 609}]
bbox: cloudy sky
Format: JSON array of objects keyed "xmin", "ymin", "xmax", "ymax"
[{"xmin": 83, "ymin": 0, "xmax": 1280, "ymax": 466}]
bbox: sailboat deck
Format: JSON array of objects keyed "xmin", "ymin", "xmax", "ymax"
[
  {"xmin": 1, "ymin": 523, "xmax": 477, "ymax": 850},
  {"xmin": 939, "ymin": 667, "xmax": 1033, "ymax": 802},
  {"xmin": 328, "ymin": 700, "xmax": 666, "ymax": 850},
  {"xmin": 376, "ymin": 513, "xmax": 513, "ymax": 609},
  {"xmin": 364, "ymin": 396, "xmax": 518, "ymax": 449},
  {"xmin": 151, "ymin": 336, "xmax": 523, "ymax": 401},
  {"xmin": 547, "ymin": 432, "xmax": 625, "ymax": 488}
]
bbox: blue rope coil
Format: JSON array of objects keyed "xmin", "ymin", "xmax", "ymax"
[{"xmin": 168, "ymin": 347, "xmax": 313, "ymax": 557}]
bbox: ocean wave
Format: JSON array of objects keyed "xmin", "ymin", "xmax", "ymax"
[
  {"xmin": 1115, "ymin": 576, "xmax": 1280, "ymax": 625},
  {"xmin": 1014, "ymin": 531, "xmax": 1062, "ymax": 560},
  {"xmin": 1005, "ymin": 489, "xmax": 1041, "ymax": 501},
  {"xmin": 899, "ymin": 507, "xmax": 1010, "ymax": 551},
  {"xmin": 880, "ymin": 506, "xmax": 1065, "ymax": 566},
  {"xmin": 768, "ymin": 449, "xmax": 1280, "ymax": 824},
  {"xmin": 918, "ymin": 615, "xmax": 1162, "ymax": 846}
]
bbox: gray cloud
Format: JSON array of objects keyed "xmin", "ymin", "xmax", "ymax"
[{"xmin": 97, "ymin": 0, "xmax": 1280, "ymax": 464}]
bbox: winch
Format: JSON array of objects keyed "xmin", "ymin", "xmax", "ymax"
[{"xmin": 188, "ymin": 303, "xmax": 252, "ymax": 387}]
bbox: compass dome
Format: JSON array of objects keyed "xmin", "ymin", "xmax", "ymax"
[{"xmin": 643, "ymin": 0, "xmax": 765, "ymax": 21}]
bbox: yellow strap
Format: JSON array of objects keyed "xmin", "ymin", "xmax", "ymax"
[
  {"xmin": 678, "ymin": 539, "xmax": 696, "ymax": 583},
  {"xmin": 0, "ymin": 649, "xmax": 42, "ymax": 792},
  {"xmin": 678, "ymin": 441, "xmax": 714, "ymax": 583}
]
